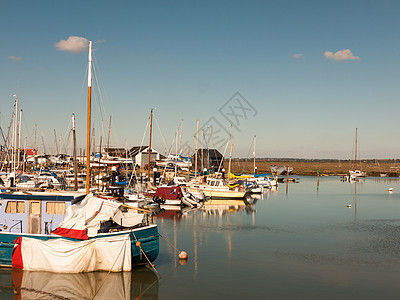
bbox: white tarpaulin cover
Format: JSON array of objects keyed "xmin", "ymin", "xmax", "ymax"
[
  {"xmin": 52, "ymin": 194, "xmax": 123, "ymax": 239},
  {"xmin": 12, "ymin": 233, "xmax": 132, "ymax": 273}
]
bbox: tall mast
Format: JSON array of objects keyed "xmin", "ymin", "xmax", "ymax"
[
  {"xmin": 34, "ymin": 123, "xmax": 37, "ymax": 152},
  {"xmin": 179, "ymin": 119, "xmax": 183, "ymax": 156},
  {"xmin": 72, "ymin": 114, "xmax": 78, "ymax": 191},
  {"xmin": 92, "ymin": 127, "xmax": 95, "ymax": 155},
  {"xmin": 23, "ymin": 136, "xmax": 27, "ymax": 173},
  {"xmin": 355, "ymin": 128, "xmax": 358, "ymax": 170},
  {"xmin": 12, "ymin": 96, "xmax": 18, "ymax": 174},
  {"xmin": 207, "ymin": 126, "xmax": 210, "ymax": 171},
  {"xmin": 195, "ymin": 119, "xmax": 199, "ymax": 180},
  {"xmin": 253, "ymin": 135, "xmax": 256, "ymax": 175},
  {"xmin": 107, "ymin": 115, "xmax": 111, "ymax": 153},
  {"xmin": 147, "ymin": 109, "xmax": 154, "ymax": 182},
  {"xmin": 17, "ymin": 108, "xmax": 22, "ymax": 170},
  {"xmin": 53, "ymin": 129, "xmax": 57, "ymax": 156},
  {"xmin": 86, "ymin": 40, "xmax": 93, "ymax": 194},
  {"xmin": 227, "ymin": 124, "xmax": 232, "ymax": 184}
]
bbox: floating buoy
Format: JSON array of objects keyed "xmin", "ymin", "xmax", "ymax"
[
  {"xmin": 136, "ymin": 241, "xmax": 141, "ymax": 247},
  {"xmin": 178, "ymin": 251, "xmax": 188, "ymax": 260},
  {"xmin": 346, "ymin": 205, "xmax": 352, "ymax": 208},
  {"xmin": 388, "ymin": 188, "xmax": 393, "ymax": 192}
]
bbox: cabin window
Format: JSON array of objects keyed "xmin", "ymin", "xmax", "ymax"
[
  {"xmin": 5, "ymin": 201, "xmax": 25, "ymax": 214},
  {"xmin": 46, "ymin": 202, "xmax": 66, "ymax": 215},
  {"xmin": 30, "ymin": 202, "xmax": 41, "ymax": 214}
]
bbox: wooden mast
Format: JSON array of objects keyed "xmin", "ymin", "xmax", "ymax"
[
  {"xmin": 85, "ymin": 40, "xmax": 93, "ymax": 194},
  {"xmin": 72, "ymin": 113, "xmax": 78, "ymax": 191},
  {"xmin": 147, "ymin": 108, "xmax": 153, "ymax": 182}
]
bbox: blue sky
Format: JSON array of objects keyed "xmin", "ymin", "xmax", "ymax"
[{"xmin": 1, "ymin": 0, "xmax": 400, "ymax": 159}]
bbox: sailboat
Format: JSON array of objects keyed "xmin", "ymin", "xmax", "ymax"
[
  {"xmin": 0, "ymin": 41, "xmax": 159, "ymax": 272},
  {"xmin": 348, "ymin": 128, "xmax": 366, "ymax": 180},
  {"xmin": 188, "ymin": 124, "xmax": 248, "ymax": 199}
]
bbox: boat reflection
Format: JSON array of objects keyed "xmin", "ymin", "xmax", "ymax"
[
  {"xmin": 155, "ymin": 196, "xmax": 259, "ymax": 220},
  {"xmin": 8, "ymin": 266, "xmax": 158, "ymax": 299}
]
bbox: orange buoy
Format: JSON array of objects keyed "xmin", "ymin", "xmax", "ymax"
[
  {"xmin": 178, "ymin": 251, "xmax": 188, "ymax": 260},
  {"xmin": 136, "ymin": 241, "xmax": 141, "ymax": 247}
]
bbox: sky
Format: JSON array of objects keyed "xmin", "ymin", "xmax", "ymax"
[{"xmin": 1, "ymin": 0, "xmax": 400, "ymax": 159}]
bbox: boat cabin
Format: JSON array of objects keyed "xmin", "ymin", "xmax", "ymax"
[{"xmin": 0, "ymin": 191, "xmax": 85, "ymax": 235}]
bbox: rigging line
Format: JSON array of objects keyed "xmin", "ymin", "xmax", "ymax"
[
  {"xmin": 0, "ymin": 117, "xmax": 13, "ymax": 167},
  {"xmin": 200, "ymin": 129, "xmax": 215, "ymax": 173},
  {"xmin": 240, "ymin": 138, "xmax": 254, "ymax": 175},
  {"xmin": 160, "ymin": 123, "xmax": 181, "ymax": 180},
  {"xmin": 217, "ymin": 140, "xmax": 229, "ymax": 174},
  {"xmin": 153, "ymin": 116, "xmax": 168, "ymax": 155},
  {"xmin": 61, "ymin": 118, "xmax": 73, "ymax": 154},
  {"xmin": 92, "ymin": 51, "xmax": 114, "ymax": 127},
  {"xmin": 92, "ymin": 62, "xmax": 108, "ymax": 127},
  {"xmin": 127, "ymin": 118, "xmax": 150, "ymax": 187},
  {"xmin": 92, "ymin": 52, "xmax": 124, "ymax": 149},
  {"xmin": 74, "ymin": 61, "xmax": 89, "ymax": 138}
]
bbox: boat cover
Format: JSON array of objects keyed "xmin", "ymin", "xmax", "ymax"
[
  {"xmin": 52, "ymin": 194, "xmax": 123, "ymax": 240},
  {"xmin": 11, "ymin": 269, "xmax": 132, "ymax": 299},
  {"xmin": 12, "ymin": 233, "xmax": 132, "ymax": 272},
  {"xmin": 155, "ymin": 186, "xmax": 183, "ymax": 200}
]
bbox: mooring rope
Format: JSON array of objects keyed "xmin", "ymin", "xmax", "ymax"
[
  {"xmin": 158, "ymin": 232, "xmax": 180, "ymax": 254},
  {"xmin": 132, "ymin": 231, "xmax": 162, "ymax": 278}
]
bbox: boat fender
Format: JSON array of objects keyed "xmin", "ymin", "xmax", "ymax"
[{"xmin": 179, "ymin": 251, "xmax": 188, "ymax": 260}]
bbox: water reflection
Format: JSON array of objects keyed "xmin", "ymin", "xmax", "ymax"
[{"xmin": 6, "ymin": 267, "xmax": 158, "ymax": 299}]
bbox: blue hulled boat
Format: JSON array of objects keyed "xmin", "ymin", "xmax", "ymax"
[{"xmin": 0, "ymin": 191, "xmax": 159, "ymax": 271}]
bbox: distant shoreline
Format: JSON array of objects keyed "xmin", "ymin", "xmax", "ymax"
[{"xmin": 228, "ymin": 159, "xmax": 400, "ymax": 176}]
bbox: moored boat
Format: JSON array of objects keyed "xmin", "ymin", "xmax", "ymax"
[
  {"xmin": 189, "ymin": 177, "xmax": 248, "ymax": 199},
  {"xmin": 0, "ymin": 190, "xmax": 159, "ymax": 270}
]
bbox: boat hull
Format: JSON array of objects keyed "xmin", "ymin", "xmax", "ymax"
[
  {"xmin": 0, "ymin": 225, "xmax": 159, "ymax": 268},
  {"xmin": 189, "ymin": 187, "xmax": 247, "ymax": 199}
]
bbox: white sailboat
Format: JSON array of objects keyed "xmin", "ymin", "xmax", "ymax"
[{"xmin": 349, "ymin": 128, "xmax": 366, "ymax": 180}]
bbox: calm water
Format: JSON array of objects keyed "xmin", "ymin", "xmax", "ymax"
[{"xmin": 1, "ymin": 176, "xmax": 400, "ymax": 299}]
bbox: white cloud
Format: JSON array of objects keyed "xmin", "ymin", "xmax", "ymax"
[
  {"xmin": 55, "ymin": 36, "xmax": 88, "ymax": 53},
  {"xmin": 292, "ymin": 53, "xmax": 303, "ymax": 59},
  {"xmin": 324, "ymin": 49, "xmax": 359, "ymax": 61},
  {"xmin": 8, "ymin": 56, "xmax": 22, "ymax": 61}
]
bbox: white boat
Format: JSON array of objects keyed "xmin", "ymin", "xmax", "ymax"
[
  {"xmin": 270, "ymin": 165, "xmax": 293, "ymax": 175},
  {"xmin": 156, "ymin": 154, "xmax": 191, "ymax": 170},
  {"xmin": 349, "ymin": 170, "xmax": 366, "ymax": 180},
  {"xmin": 189, "ymin": 177, "xmax": 247, "ymax": 199},
  {"xmin": 348, "ymin": 128, "xmax": 366, "ymax": 180}
]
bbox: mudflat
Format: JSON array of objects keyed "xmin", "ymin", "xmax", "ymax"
[{"xmin": 229, "ymin": 159, "xmax": 400, "ymax": 176}]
